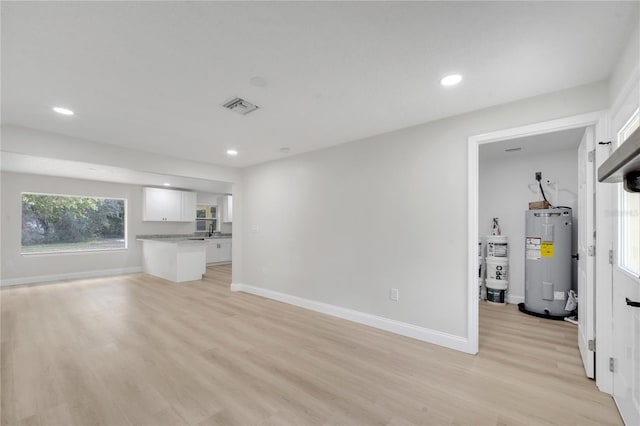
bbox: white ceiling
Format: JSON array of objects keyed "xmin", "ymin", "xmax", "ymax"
[
  {"xmin": 479, "ymin": 127, "xmax": 587, "ymax": 161},
  {"xmin": 2, "ymin": 2, "xmax": 637, "ymax": 168}
]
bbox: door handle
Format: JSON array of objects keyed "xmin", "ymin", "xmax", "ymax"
[{"xmin": 626, "ymin": 297, "xmax": 640, "ymax": 308}]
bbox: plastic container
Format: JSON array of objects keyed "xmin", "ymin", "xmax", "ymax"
[
  {"xmin": 486, "ymin": 235, "xmax": 508, "ymax": 257},
  {"xmin": 486, "ymin": 278, "xmax": 508, "ymax": 304},
  {"xmin": 485, "ymin": 256, "xmax": 509, "ymax": 281}
]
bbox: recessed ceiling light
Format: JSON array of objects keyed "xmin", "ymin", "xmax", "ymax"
[
  {"xmin": 53, "ymin": 106, "xmax": 74, "ymax": 115},
  {"xmin": 440, "ymin": 74, "xmax": 462, "ymax": 87},
  {"xmin": 279, "ymin": 147, "xmax": 291, "ymax": 153},
  {"xmin": 163, "ymin": 182, "xmax": 171, "ymax": 186},
  {"xmin": 226, "ymin": 149, "xmax": 238, "ymax": 156}
]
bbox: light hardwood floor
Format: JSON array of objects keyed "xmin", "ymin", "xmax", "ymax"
[{"xmin": 1, "ymin": 265, "xmax": 622, "ymax": 426}]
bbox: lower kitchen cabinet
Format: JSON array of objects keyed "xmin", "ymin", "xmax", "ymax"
[{"xmin": 206, "ymin": 239, "xmax": 232, "ymax": 264}]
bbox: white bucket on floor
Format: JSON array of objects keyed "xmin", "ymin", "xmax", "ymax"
[
  {"xmin": 486, "ymin": 235, "xmax": 508, "ymax": 257},
  {"xmin": 485, "ymin": 256, "xmax": 509, "ymax": 281},
  {"xmin": 486, "ymin": 278, "xmax": 508, "ymax": 304}
]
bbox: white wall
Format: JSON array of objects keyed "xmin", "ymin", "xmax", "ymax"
[
  {"xmin": 239, "ymin": 81, "xmax": 608, "ymax": 345},
  {"xmin": 479, "ymin": 147, "xmax": 579, "ymax": 303},
  {"xmin": 1, "ymin": 172, "xmax": 196, "ymax": 284},
  {"xmin": 610, "ymin": 23, "xmax": 639, "ymax": 115},
  {"xmin": 197, "ymin": 192, "xmax": 222, "ymax": 205}
]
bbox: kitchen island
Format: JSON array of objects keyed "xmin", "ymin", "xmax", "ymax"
[
  {"xmin": 137, "ymin": 234, "xmax": 232, "ymax": 283},
  {"xmin": 137, "ymin": 236, "xmax": 207, "ymax": 282}
]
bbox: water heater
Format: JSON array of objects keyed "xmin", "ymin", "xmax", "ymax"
[{"xmin": 523, "ymin": 208, "xmax": 572, "ymax": 317}]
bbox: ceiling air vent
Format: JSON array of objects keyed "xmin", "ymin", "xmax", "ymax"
[{"xmin": 222, "ymin": 97, "xmax": 259, "ymax": 115}]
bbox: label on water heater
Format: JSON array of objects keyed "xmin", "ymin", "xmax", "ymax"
[
  {"xmin": 554, "ymin": 291, "xmax": 565, "ymax": 301},
  {"xmin": 541, "ymin": 241, "xmax": 554, "ymax": 258},
  {"xmin": 526, "ymin": 237, "xmax": 541, "ymax": 260}
]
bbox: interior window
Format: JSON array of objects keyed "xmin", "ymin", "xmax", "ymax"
[
  {"xmin": 617, "ymin": 109, "xmax": 640, "ymax": 276},
  {"xmin": 21, "ymin": 193, "xmax": 126, "ymax": 254}
]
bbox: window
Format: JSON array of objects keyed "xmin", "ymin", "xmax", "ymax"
[
  {"xmin": 21, "ymin": 193, "xmax": 126, "ymax": 254},
  {"xmin": 195, "ymin": 205, "xmax": 217, "ymax": 232},
  {"xmin": 617, "ymin": 109, "xmax": 640, "ymax": 276}
]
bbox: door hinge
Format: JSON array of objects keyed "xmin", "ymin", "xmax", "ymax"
[
  {"xmin": 588, "ymin": 245, "xmax": 595, "ymax": 256},
  {"xmin": 609, "ymin": 249, "xmax": 613, "ymax": 265},
  {"xmin": 609, "ymin": 357, "xmax": 615, "ymax": 373},
  {"xmin": 588, "ymin": 149, "xmax": 595, "ymax": 162},
  {"xmin": 588, "ymin": 339, "xmax": 595, "ymax": 351}
]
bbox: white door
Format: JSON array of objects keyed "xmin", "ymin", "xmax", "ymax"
[
  {"xmin": 612, "ymin": 262, "xmax": 640, "ymax": 426},
  {"xmin": 220, "ymin": 240, "xmax": 232, "ymax": 262},
  {"xmin": 206, "ymin": 241, "xmax": 221, "ymax": 263},
  {"xmin": 612, "ymin": 111, "xmax": 640, "ymax": 425},
  {"xmin": 577, "ymin": 127, "xmax": 596, "ymax": 378}
]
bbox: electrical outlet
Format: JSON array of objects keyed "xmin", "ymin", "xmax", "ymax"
[
  {"xmin": 535, "ymin": 172, "xmax": 542, "ymax": 181},
  {"xmin": 251, "ymin": 225, "xmax": 259, "ymax": 233},
  {"xmin": 390, "ymin": 288, "xmax": 399, "ymax": 301}
]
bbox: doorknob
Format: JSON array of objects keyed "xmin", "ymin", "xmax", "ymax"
[{"xmin": 626, "ymin": 297, "xmax": 640, "ymax": 308}]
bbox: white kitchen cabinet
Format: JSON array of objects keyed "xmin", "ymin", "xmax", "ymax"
[
  {"xmin": 142, "ymin": 187, "xmax": 196, "ymax": 222},
  {"xmin": 181, "ymin": 191, "xmax": 197, "ymax": 221},
  {"xmin": 206, "ymin": 238, "xmax": 232, "ymax": 264},
  {"xmin": 218, "ymin": 195, "xmax": 232, "ymax": 223},
  {"xmin": 219, "ymin": 239, "xmax": 232, "ymax": 261}
]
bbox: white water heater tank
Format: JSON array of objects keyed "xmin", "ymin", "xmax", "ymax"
[{"xmin": 524, "ymin": 208, "xmax": 572, "ymax": 316}]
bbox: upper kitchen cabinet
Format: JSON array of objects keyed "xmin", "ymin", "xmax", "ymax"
[
  {"xmin": 218, "ymin": 195, "xmax": 233, "ymax": 223},
  {"xmin": 142, "ymin": 187, "xmax": 196, "ymax": 222},
  {"xmin": 181, "ymin": 191, "xmax": 197, "ymax": 221}
]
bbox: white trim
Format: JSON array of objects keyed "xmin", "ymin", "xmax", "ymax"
[
  {"xmin": 468, "ymin": 110, "xmax": 610, "ymax": 390},
  {"xmin": 507, "ymin": 295, "xmax": 525, "ymax": 305},
  {"xmin": 231, "ymin": 283, "xmax": 472, "ymax": 354},
  {"xmin": 21, "ymin": 248, "xmax": 129, "ymax": 256},
  {"xmin": 469, "ymin": 111, "xmax": 605, "ymax": 145},
  {"xmin": 467, "ymin": 132, "xmax": 480, "ymax": 354},
  {"xmin": 0, "ymin": 267, "xmax": 143, "ymax": 287}
]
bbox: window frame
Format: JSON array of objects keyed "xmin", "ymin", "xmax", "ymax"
[
  {"xmin": 615, "ymin": 109, "xmax": 640, "ymax": 278},
  {"xmin": 21, "ymin": 192, "xmax": 128, "ymax": 255}
]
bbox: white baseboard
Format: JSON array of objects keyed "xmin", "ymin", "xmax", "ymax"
[
  {"xmin": 230, "ymin": 283, "xmax": 473, "ymax": 354},
  {"xmin": 508, "ymin": 294, "xmax": 524, "ymax": 304},
  {"xmin": 1, "ymin": 267, "xmax": 143, "ymax": 287}
]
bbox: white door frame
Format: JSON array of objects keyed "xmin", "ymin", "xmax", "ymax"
[{"xmin": 467, "ymin": 111, "xmax": 612, "ymax": 392}]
